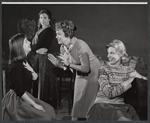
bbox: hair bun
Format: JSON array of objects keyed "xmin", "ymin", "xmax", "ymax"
[{"xmin": 73, "ymin": 26, "xmax": 77, "ymax": 31}]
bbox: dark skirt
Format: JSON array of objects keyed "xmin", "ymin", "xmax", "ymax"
[
  {"xmin": 2, "ymin": 90, "xmax": 56, "ymax": 121},
  {"xmin": 87, "ymin": 103, "xmax": 140, "ymax": 121},
  {"xmin": 34, "ymin": 54, "xmax": 58, "ymax": 105}
]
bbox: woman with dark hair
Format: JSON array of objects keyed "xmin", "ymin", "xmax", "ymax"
[
  {"xmin": 48, "ymin": 20, "xmax": 102, "ymax": 121},
  {"xmin": 31, "ymin": 9, "xmax": 58, "ymax": 108},
  {"xmin": 2, "ymin": 33, "xmax": 56, "ymax": 121},
  {"xmin": 87, "ymin": 39, "xmax": 147, "ymax": 121}
]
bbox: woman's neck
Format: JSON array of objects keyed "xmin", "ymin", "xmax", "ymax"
[
  {"xmin": 108, "ymin": 61, "xmax": 121, "ymax": 67},
  {"xmin": 25, "ymin": 51, "xmax": 28, "ymax": 56},
  {"xmin": 67, "ymin": 37, "xmax": 76, "ymax": 47},
  {"xmin": 65, "ymin": 39, "xmax": 71, "ymax": 48},
  {"xmin": 42, "ymin": 24, "xmax": 50, "ymax": 29}
]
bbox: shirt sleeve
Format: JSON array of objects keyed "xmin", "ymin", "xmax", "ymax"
[
  {"xmin": 32, "ymin": 28, "xmax": 54, "ymax": 51},
  {"xmin": 11, "ymin": 63, "xmax": 26, "ymax": 97},
  {"xmin": 77, "ymin": 42, "xmax": 90, "ymax": 73},
  {"xmin": 98, "ymin": 68, "xmax": 126, "ymax": 99}
]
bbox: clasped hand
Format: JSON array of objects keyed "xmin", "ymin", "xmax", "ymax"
[
  {"xmin": 129, "ymin": 70, "xmax": 147, "ymax": 80},
  {"xmin": 23, "ymin": 61, "xmax": 34, "ymax": 73},
  {"xmin": 36, "ymin": 48, "xmax": 48, "ymax": 54},
  {"xmin": 58, "ymin": 53, "xmax": 70, "ymax": 66}
]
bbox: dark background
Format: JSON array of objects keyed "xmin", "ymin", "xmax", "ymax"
[
  {"xmin": 2, "ymin": 4, "xmax": 148, "ymax": 63},
  {"xmin": 1, "ymin": 3, "xmax": 149, "ymax": 121}
]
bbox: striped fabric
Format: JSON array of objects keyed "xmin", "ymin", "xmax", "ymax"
[{"xmin": 96, "ymin": 62, "xmax": 134, "ymax": 103}]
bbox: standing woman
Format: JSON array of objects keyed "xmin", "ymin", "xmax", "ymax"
[
  {"xmin": 31, "ymin": 9, "xmax": 58, "ymax": 108},
  {"xmin": 2, "ymin": 33, "xmax": 56, "ymax": 121},
  {"xmin": 48, "ymin": 20, "xmax": 102, "ymax": 120}
]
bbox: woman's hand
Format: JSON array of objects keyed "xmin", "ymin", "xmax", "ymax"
[
  {"xmin": 23, "ymin": 61, "xmax": 34, "ymax": 73},
  {"xmin": 126, "ymin": 77, "xmax": 135, "ymax": 84},
  {"xmin": 36, "ymin": 48, "xmax": 48, "ymax": 54},
  {"xmin": 48, "ymin": 53, "xmax": 58, "ymax": 66},
  {"xmin": 33, "ymin": 103, "xmax": 45, "ymax": 112},
  {"xmin": 129, "ymin": 70, "xmax": 147, "ymax": 80},
  {"xmin": 23, "ymin": 61, "xmax": 38, "ymax": 80},
  {"xmin": 22, "ymin": 92, "xmax": 45, "ymax": 112},
  {"xmin": 58, "ymin": 54, "xmax": 70, "ymax": 66}
]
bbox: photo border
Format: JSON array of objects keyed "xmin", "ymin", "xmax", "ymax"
[{"xmin": 0, "ymin": 0, "xmax": 149, "ymax": 123}]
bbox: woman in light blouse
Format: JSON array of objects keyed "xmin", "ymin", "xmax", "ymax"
[{"xmin": 48, "ymin": 20, "xmax": 102, "ymax": 121}]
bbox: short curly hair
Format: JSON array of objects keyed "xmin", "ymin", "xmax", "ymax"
[{"xmin": 55, "ymin": 20, "xmax": 77, "ymax": 38}]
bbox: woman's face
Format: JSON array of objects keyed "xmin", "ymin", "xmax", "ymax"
[
  {"xmin": 56, "ymin": 29, "xmax": 69, "ymax": 45},
  {"xmin": 23, "ymin": 38, "xmax": 31, "ymax": 55},
  {"xmin": 107, "ymin": 47, "xmax": 121, "ymax": 65},
  {"xmin": 39, "ymin": 13, "xmax": 50, "ymax": 27}
]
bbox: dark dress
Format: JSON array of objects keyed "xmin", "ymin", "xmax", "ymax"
[
  {"xmin": 32, "ymin": 26, "xmax": 58, "ymax": 108},
  {"xmin": 2, "ymin": 60, "xmax": 56, "ymax": 121}
]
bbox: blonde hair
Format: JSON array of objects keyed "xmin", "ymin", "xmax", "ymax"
[{"xmin": 106, "ymin": 39, "xmax": 128, "ymax": 61}]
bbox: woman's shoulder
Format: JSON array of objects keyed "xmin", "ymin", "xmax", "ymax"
[
  {"xmin": 11, "ymin": 60, "xmax": 24, "ymax": 70},
  {"xmin": 76, "ymin": 38, "xmax": 87, "ymax": 45},
  {"xmin": 39, "ymin": 26, "xmax": 54, "ymax": 35},
  {"xmin": 45, "ymin": 26, "xmax": 54, "ymax": 32},
  {"xmin": 75, "ymin": 37, "xmax": 90, "ymax": 50}
]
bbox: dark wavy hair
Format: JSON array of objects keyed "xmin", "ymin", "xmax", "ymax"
[
  {"xmin": 55, "ymin": 20, "xmax": 77, "ymax": 39},
  {"xmin": 38, "ymin": 9, "xmax": 55, "ymax": 30},
  {"xmin": 9, "ymin": 33, "xmax": 26, "ymax": 64}
]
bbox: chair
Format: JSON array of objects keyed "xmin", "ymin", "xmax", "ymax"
[
  {"xmin": 53, "ymin": 67, "xmax": 75, "ymax": 115},
  {"xmin": 2, "ymin": 70, "xmax": 6, "ymax": 97},
  {"xmin": 123, "ymin": 56, "xmax": 148, "ymax": 120},
  {"xmin": 2, "ymin": 69, "xmax": 11, "ymax": 98}
]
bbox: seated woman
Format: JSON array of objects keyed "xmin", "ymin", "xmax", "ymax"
[
  {"xmin": 87, "ymin": 39, "xmax": 147, "ymax": 121},
  {"xmin": 2, "ymin": 33, "xmax": 56, "ymax": 121}
]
